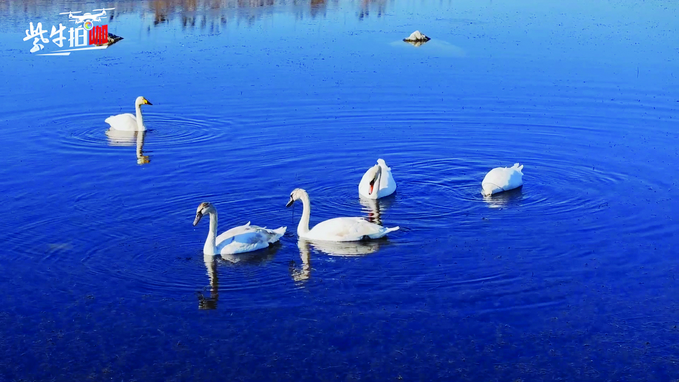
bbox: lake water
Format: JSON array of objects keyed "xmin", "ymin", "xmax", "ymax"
[{"xmin": 1, "ymin": 0, "xmax": 678, "ymax": 380}]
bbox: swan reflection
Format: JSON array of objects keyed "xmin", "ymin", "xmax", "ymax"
[
  {"xmin": 483, "ymin": 187, "xmax": 524, "ymax": 209},
  {"xmin": 197, "ymin": 245, "xmax": 279, "ymax": 309},
  {"xmin": 105, "ymin": 129, "xmax": 150, "ymax": 165},
  {"xmin": 291, "ymin": 238, "xmax": 386, "ymax": 284},
  {"xmin": 302, "ymin": 237, "xmax": 384, "ymax": 258},
  {"xmin": 198, "ymin": 258, "xmax": 219, "ymax": 310},
  {"xmin": 218, "ymin": 243, "xmax": 280, "ymax": 265},
  {"xmin": 290, "ymin": 239, "xmax": 312, "ymax": 282},
  {"xmin": 359, "ymin": 195, "xmax": 395, "ymax": 225}
]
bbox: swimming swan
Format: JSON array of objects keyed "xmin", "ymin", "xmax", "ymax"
[
  {"xmin": 358, "ymin": 159, "xmax": 396, "ymax": 199},
  {"xmin": 481, "ymin": 163, "xmax": 524, "ymax": 196},
  {"xmin": 105, "ymin": 96, "xmax": 152, "ymax": 131},
  {"xmin": 286, "ymin": 188, "xmax": 399, "ymax": 242},
  {"xmin": 193, "ymin": 202, "xmax": 286, "ymax": 256}
]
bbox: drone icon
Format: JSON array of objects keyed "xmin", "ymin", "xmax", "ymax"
[{"xmin": 59, "ymin": 8, "xmax": 115, "ymax": 24}]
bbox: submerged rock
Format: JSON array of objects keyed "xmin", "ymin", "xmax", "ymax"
[{"xmin": 403, "ymin": 30, "xmax": 431, "ymax": 42}]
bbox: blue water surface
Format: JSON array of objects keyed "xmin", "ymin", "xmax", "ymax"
[{"xmin": 0, "ymin": 0, "xmax": 678, "ymax": 381}]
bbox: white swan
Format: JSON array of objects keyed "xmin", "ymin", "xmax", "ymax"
[
  {"xmin": 481, "ymin": 163, "xmax": 524, "ymax": 196},
  {"xmin": 193, "ymin": 202, "xmax": 286, "ymax": 256},
  {"xmin": 105, "ymin": 96, "xmax": 152, "ymax": 131},
  {"xmin": 286, "ymin": 188, "xmax": 399, "ymax": 241},
  {"xmin": 358, "ymin": 159, "xmax": 396, "ymax": 199}
]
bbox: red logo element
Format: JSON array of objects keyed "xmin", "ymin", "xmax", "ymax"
[{"xmin": 88, "ymin": 25, "xmax": 108, "ymax": 45}]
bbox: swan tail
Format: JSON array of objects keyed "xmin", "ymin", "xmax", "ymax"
[
  {"xmin": 512, "ymin": 163, "xmax": 524, "ymax": 173},
  {"xmin": 382, "ymin": 226, "xmax": 400, "ymax": 235},
  {"xmin": 367, "ymin": 226, "xmax": 399, "ymax": 239},
  {"xmin": 268, "ymin": 226, "xmax": 286, "ymax": 242}
]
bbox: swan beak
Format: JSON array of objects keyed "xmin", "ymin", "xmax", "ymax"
[
  {"xmin": 193, "ymin": 212, "xmax": 203, "ymax": 226},
  {"xmin": 144, "ymin": 99, "xmax": 153, "ymax": 105},
  {"xmin": 286, "ymin": 198, "xmax": 294, "ymax": 208}
]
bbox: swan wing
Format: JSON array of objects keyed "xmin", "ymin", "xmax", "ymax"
[
  {"xmin": 308, "ymin": 217, "xmax": 398, "ymax": 241},
  {"xmin": 216, "ymin": 223, "xmax": 286, "ymax": 255},
  {"xmin": 105, "ymin": 113, "xmax": 138, "ymax": 131},
  {"xmin": 378, "ymin": 160, "xmax": 397, "ymax": 197},
  {"xmin": 215, "ymin": 222, "xmax": 250, "ymax": 243}
]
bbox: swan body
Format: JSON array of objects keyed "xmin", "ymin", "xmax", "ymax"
[
  {"xmin": 193, "ymin": 202, "xmax": 286, "ymax": 256},
  {"xmin": 286, "ymin": 188, "xmax": 399, "ymax": 242},
  {"xmin": 105, "ymin": 96, "xmax": 152, "ymax": 131},
  {"xmin": 481, "ymin": 163, "xmax": 524, "ymax": 196},
  {"xmin": 358, "ymin": 159, "xmax": 396, "ymax": 199}
]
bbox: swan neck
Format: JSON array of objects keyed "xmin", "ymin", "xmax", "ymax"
[
  {"xmin": 135, "ymin": 103, "xmax": 145, "ymax": 131},
  {"xmin": 204, "ymin": 210, "xmax": 218, "ymax": 255},
  {"xmin": 297, "ymin": 193, "xmax": 311, "ymax": 236}
]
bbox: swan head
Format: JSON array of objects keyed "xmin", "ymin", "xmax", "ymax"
[
  {"xmin": 193, "ymin": 202, "xmax": 215, "ymax": 226},
  {"xmin": 365, "ymin": 165, "xmax": 383, "ymax": 196},
  {"xmin": 135, "ymin": 96, "xmax": 153, "ymax": 107},
  {"xmin": 286, "ymin": 188, "xmax": 307, "ymax": 207}
]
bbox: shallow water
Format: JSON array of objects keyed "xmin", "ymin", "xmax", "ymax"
[{"xmin": 1, "ymin": 0, "xmax": 679, "ymax": 380}]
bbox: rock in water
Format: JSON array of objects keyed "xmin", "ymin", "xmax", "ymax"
[
  {"xmin": 107, "ymin": 33, "xmax": 124, "ymax": 46},
  {"xmin": 94, "ymin": 33, "xmax": 124, "ymax": 47},
  {"xmin": 403, "ymin": 30, "xmax": 431, "ymax": 42}
]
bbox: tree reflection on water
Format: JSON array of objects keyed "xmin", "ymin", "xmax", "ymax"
[{"xmin": 2, "ymin": 0, "xmax": 390, "ymax": 31}]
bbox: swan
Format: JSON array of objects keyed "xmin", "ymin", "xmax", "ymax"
[
  {"xmin": 105, "ymin": 96, "xmax": 152, "ymax": 131},
  {"xmin": 193, "ymin": 202, "xmax": 286, "ymax": 256},
  {"xmin": 358, "ymin": 158, "xmax": 396, "ymax": 199},
  {"xmin": 481, "ymin": 163, "xmax": 524, "ymax": 196},
  {"xmin": 286, "ymin": 188, "xmax": 399, "ymax": 242}
]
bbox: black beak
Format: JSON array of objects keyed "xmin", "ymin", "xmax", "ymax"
[
  {"xmin": 193, "ymin": 212, "xmax": 203, "ymax": 226},
  {"xmin": 286, "ymin": 198, "xmax": 294, "ymax": 208}
]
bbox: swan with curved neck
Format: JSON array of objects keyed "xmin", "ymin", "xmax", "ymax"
[
  {"xmin": 286, "ymin": 188, "xmax": 399, "ymax": 242},
  {"xmin": 105, "ymin": 96, "xmax": 153, "ymax": 131},
  {"xmin": 359, "ymin": 159, "xmax": 396, "ymax": 199},
  {"xmin": 193, "ymin": 202, "xmax": 286, "ymax": 256}
]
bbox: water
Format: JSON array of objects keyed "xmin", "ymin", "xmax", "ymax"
[{"xmin": 1, "ymin": 0, "xmax": 679, "ymax": 380}]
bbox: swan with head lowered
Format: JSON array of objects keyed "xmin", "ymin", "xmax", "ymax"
[
  {"xmin": 105, "ymin": 96, "xmax": 152, "ymax": 131},
  {"xmin": 481, "ymin": 163, "xmax": 524, "ymax": 196},
  {"xmin": 193, "ymin": 202, "xmax": 286, "ymax": 257},
  {"xmin": 358, "ymin": 158, "xmax": 396, "ymax": 199},
  {"xmin": 286, "ymin": 188, "xmax": 399, "ymax": 242}
]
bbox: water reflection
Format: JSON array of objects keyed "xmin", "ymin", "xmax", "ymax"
[
  {"xmin": 306, "ymin": 237, "xmax": 385, "ymax": 257},
  {"xmin": 218, "ymin": 243, "xmax": 280, "ymax": 264},
  {"xmin": 197, "ymin": 258, "xmax": 219, "ymax": 310},
  {"xmin": 483, "ymin": 187, "xmax": 524, "ymax": 209},
  {"xmin": 1, "ymin": 0, "xmax": 386, "ymax": 30},
  {"xmin": 358, "ymin": 195, "xmax": 395, "ymax": 225},
  {"xmin": 290, "ymin": 239, "xmax": 312, "ymax": 282},
  {"xmin": 105, "ymin": 130, "xmax": 151, "ymax": 165},
  {"xmin": 403, "ymin": 40, "xmax": 428, "ymax": 48},
  {"xmin": 197, "ymin": 244, "xmax": 280, "ymax": 309},
  {"xmin": 358, "ymin": 0, "xmax": 386, "ymax": 20}
]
